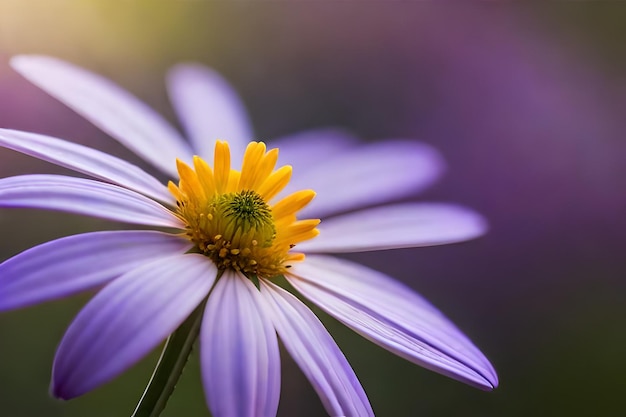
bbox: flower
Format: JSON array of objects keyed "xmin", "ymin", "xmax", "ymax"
[{"xmin": 0, "ymin": 56, "xmax": 498, "ymax": 417}]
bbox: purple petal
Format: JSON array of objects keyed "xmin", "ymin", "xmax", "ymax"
[
  {"xmin": 298, "ymin": 203, "xmax": 487, "ymax": 253},
  {"xmin": 167, "ymin": 64, "xmax": 253, "ymax": 164},
  {"xmin": 0, "ymin": 174, "xmax": 182, "ymax": 228},
  {"xmin": 0, "ymin": 129, "xmax": 173, "ymax": 204},
  {"xmin": 287, "ymin": 255, "xmax": 498, "ymax": 390},
  {"xmin": 52, "ymin": 254, "xmax": 216, "ymax": 399},
  {"xmin": 258, "ymin": 279, "xmax": 373, "ymax": 417},
  {"xmin": 289, "ymin": 140, "xmax": 445, "ymax": 218},
  {"xmin": 200, "ymin": 271, "xmax": 280, "ymax": 417},
  {"xmin": 10, "ymin": 55, "xmax": 193, "ymax": 177},
  {"xmin": 271, "ymin": 128, "xmax": 357, "ymax": 173},
  {"xmin": 0, "ymin": 231, "xmax": 191, "ymax": 311}
]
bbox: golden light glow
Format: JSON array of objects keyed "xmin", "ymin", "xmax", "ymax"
[{"xmin": 168, "ymin": 141, "xmax": 319, "ymax": 278}]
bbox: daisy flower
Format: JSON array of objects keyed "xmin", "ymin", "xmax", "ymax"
[{"xmin": 0, "ymin": 56, "xmax": 497, "ymax": 417}]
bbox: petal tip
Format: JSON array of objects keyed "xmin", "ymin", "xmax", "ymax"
[
  {"xmin": 9, "ymin": 54, "xmax": 29, "ymax": 69},
  {"xmin": 10, "ymin": 54, "xmax": 51, "ymax": 73},
  {"xmin": 468, "ymin": 211, "xmax": 490, "ymax": 239},
  {"xmin": 49, "ymin": 377, "xmax": 74, "ymax": 401},
  {"xmin": 471, "ymin": 363, "xmax": 499, "ymax": 391},
  {"xmin": 479, "ymin": 377, "xmax": 499, "ymax": 391},
  {"xmin": 486, "ymin": 368, "xmax": 499, "ymax": 390}
]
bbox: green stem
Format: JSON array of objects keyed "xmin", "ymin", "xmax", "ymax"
[{"xmin": 131, "ymin": 300, "xmax": 207, "ymax": 417}]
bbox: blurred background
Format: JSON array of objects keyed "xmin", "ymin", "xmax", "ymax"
[{"xmin": 1, "ymin": 2, "xmax": 625, "ymax": 416}]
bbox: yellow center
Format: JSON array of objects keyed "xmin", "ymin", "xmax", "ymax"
[{"xmin": 168, "ymin": 141, "xmax": 320, "ymax": 279}]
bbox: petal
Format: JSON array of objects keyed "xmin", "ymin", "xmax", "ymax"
[
  {"xmin": 52, "ymin": 254, "xmax": 216, "ymax": 399},
  {"xmin": 287, "ymin": 255, "xmax": 498, "ymax": 390},
  {"xmin": 167, "ymin": 64, "xmax": 253, "ymax": 165},
  {"xmin": 0, "ymin": 231, "xmax": 191, "ymax": 311},
  {"xmin": 0, "ymin": 174, "xmax": 182, "ymax": 228},
  {"xmin": 258, "ymin": 279, "xmax": 373, "ymax": 417},
  {"xmin": 289, "ymin": 140, "xmax": 445, "ymax": 218},
  {"xmin": 298, "ymin": 203, "xmax": 487, "ymax": 253},
  {"xmin": 10, "ymin": 55, "xmax": 193, "ymax": 177},
  {"xmin": 200, "ymin": 271, "xmax": 280, "ymax": 417},
  {"xmin": 270, "ymin": 127, "xmax": 357, "ymax": 173},
  {"xmin": 0, "ymin": 129, "xmax": 173, "ymax": 204}
]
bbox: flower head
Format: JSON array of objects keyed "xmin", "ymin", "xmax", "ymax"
[
  {"xmin": 0, "ymin": 56, "xmax": 497, "ymax": 417},
  {"xmin": 169, "ymin": 142, "xmax": 318, "ymax": 277}
]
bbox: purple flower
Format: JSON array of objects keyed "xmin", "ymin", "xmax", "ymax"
[{"xmin": 0, "ymin": 56, "xmax": 497, "ymax": 417}]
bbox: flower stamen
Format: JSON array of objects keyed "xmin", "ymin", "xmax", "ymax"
[{"xmin": 168, "ymin": 141, "xmax": 319, "ymax": 278}]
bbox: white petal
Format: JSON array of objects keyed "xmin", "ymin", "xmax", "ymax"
[
  {"xmin": 10, "ymin": 55, "xmax": 193, "ymax": 177},
  {"xmin": 52, "ymin": 254, "xmax": 216, "ymax": 399},
  {"xmin": 0, "ymin": 174, "xmax": 182, "ymax": 228},
  {"xmin": 167, "ymin": 64, "xmax": 253, "ymax": 164},
  {"xmin": 289, "ymin": 140, "xmax": 445, "ymax": 218},
  {"xmin": 0, "ymin": 231, "xmax": 191, "ymax": 311},
  {"xmin": 0, "ymin": 129, "xmax": 173, "ymax": 204},
  {"xmin": 259, "ymin": 280, "xmax": 373, "ymax": 417},
  {"xmin": 299, "ymin": 203, "xmax": 487, "ymax": 253},
  {"xmin": 287, "ymin": 255, "xmax": 498, "ymax": 390},
  {"xmin": 201, "ymin": 271, "xmax": 280, "ymax": 417}
]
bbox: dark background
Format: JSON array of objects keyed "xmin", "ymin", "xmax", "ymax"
[{"xmin": 1, "ymin": 2, "xmax": 625, "ymax": 416}]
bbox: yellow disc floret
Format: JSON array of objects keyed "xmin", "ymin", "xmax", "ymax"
[{"xmin": 168, "ymin": 141, "xmax": 320, "ymax": 279}]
